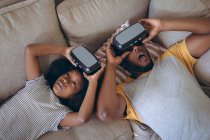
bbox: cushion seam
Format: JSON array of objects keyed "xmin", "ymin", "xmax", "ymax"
[
  {"xmin": 0, "ymin": 0, "xmax": 38, "ymax": 14},
  {"xmin": 200, "ymin": 0, "xmax": 210, "ymax": 16}
]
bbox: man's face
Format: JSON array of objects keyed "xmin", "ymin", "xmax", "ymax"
[{"xmin": 125, "ymin": 45, "xmax": 153, "ymax": 72}]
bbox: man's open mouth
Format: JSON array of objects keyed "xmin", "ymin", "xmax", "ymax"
[{"xmin": 138, "ymin": 53, "xmax": 147, "ymax": 62}]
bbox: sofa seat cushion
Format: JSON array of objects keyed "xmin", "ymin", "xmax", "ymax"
[
  {"xmin": 57, "ymin": 0, "xmax": 151, "ymax": 52},
  {"xmin": 0, "ymin": 0, "xmax": 67, "ymax": 104},
  {"xmin": 38, "ymin": 116, "xmax": 132, "ymax": 140}
]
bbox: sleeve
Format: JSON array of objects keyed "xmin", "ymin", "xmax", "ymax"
[
  {"xmin": 26, "ymin": 74, "xmax": 47, "ymax": 86},
  {"xmin": 162, "ymin": 40, "xmax": 197, "ymax": 75},
  {"xmin": 116, "ymin": 82, "xmax": 142, "ymax": 123}
]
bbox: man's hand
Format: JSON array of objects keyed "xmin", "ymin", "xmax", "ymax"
[
  {"xmin": 106, "ymin": 38, "xmax": 130, "ymax": 66},
  {"xmin": 139, "ymin": 19, "xmax": 162, "ymax": 43}
]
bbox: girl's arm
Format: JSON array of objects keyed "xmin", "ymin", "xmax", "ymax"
[
  {"xmin": 59, "ymin": 65, "xmax": 105, "ymax": 127},
  {"xmin": 24, "ymin": 44, "xmax": 73, "ymax": 81}
]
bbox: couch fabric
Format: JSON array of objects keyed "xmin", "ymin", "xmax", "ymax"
[
  {"xmin": 0, "ymin": 0, "xmax": 67, "ymax": 103},
  {"xmin": 57, "ymin": 0, "xmax": 151, "ymax": 52},
  {"xmin": 39, "ymin": 116, "xmax": 132, "ymax": 140},
  {"xmin": 0, "ymin": 0, "xmax": 26, "ymax": 8}
]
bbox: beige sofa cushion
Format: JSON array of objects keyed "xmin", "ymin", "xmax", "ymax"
[
  {"xmin": 38, "ymin": 116, "xmax": 132, "ymax": 140},
  {"xmin": 0, "ymin": 0, "xmax": 25, "ymax": 8},
  {"xmin": 0, "ymin": 0, "xmax": 67, "ymax": 103},
  {"xmin": 57, "ymin": 0, "xmax": 151, "ymax": 52}
]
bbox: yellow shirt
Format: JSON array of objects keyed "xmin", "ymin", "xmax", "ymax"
[{"xmin": 116, "ymin": 40, "xmax": 197, "ymax": 123}]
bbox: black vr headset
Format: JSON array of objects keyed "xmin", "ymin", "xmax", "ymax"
[
  {"xmin": 113, "ymin": 23, "xmax": 148, "ymax": 55},
  {"xmin": 70, "ymin": 45, "xmax": 101, "ymax": 75}
]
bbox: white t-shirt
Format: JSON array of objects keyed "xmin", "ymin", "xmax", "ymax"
[{"xmin": 0, "ymin": 75, "xmax": 71, "ymax": 140}]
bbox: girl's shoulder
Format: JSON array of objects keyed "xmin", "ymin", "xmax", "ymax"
[{"xmin": 26, "ymin": 74, "xmax": 47, "ymax": 86}]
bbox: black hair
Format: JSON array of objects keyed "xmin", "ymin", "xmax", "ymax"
[{"xmin": 45, "ymin": 58, "xmax": 88, "ymax": 112}]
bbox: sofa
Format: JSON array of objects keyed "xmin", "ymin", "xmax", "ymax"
[{"xmin": 0, "ymin": 0, "xmax": 210, "ymax": 140}]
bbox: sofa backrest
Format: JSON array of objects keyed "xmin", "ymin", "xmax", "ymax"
[
  {"xmin": 57, "ymin": 0, "xmax": 151, "ymax": 52},
  {"xmin": 0, "ymin": 0, "xmax": 67, "ymax": 104},
  {"xmin": 0, "ymin": 0, "xmax": 25, "ymax": 8}
]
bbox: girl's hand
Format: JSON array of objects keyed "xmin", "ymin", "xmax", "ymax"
[
  {"xmin": 83, "ymin": 64, "xmax": 105, "ymax": 82},
  {"xmin": 63, "ymin": 46, "xmax": 77, "ymax": 66},
  {"xmin": 139, "ymin": 19, "xmax": 162, "ymax": 43},
  {"xmin": 106, "ymin": 38, "xmax": 130, "ymax": 66}
]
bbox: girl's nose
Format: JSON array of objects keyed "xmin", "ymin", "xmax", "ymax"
[{"xmin": 62, "ymin": 79, "xmax": 68, "ymax": 86}]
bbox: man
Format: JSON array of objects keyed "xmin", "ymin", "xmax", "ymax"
[{"xmin": 97, "ymin": 18, "xmax": 210, "ymax": 140}]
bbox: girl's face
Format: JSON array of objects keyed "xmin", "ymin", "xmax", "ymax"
[{"xmin": 53, "ymin": 70, "xmax": 84, "ymax": 99}]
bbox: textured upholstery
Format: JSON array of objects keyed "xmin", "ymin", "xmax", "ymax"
[
  {"xmin": 0, "ymin": 0, "xmax": 25, "ymax": 8},
  {"xmin": 38, "ymin": 116, "xmax": 132, "ymax": 140},
  {"xmin": 57, "ymin": 0, "xmax": 151, "ymax": 52},
  {"xmin": 0, "ymin": 0, "xmax": 67, "ymax": 103}
]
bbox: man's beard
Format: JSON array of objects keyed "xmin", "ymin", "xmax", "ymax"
[{"xmin": 135, "ymin": 60, "xmax": 154, "ymax": 72}]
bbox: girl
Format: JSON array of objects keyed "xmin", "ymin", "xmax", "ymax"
[{"xmin": 0, "ymin": 44, "xmax": 104, "ymax": 140}]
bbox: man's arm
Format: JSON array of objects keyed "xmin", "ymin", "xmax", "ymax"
[
  {"xmin": 161, "ymin": 18, "xmax": 210, "ymax": 58},
  {"xmin": 160, "ymin": 18, "xmax": 210, "ymax": 34},
  {"xmin": 186, "ymin": 33, "xmax": 210, "ymax": 58},
  {"xmin": 140, "ymin": 18, "xmax": 210, "ymax": 58},
  {"xmin": 97, "ymin": 39, "xmax": 130, "ymax": 122}
]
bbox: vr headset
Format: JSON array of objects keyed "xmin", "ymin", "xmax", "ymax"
[
  {"xmin": 70, "ymin": 45, "xmax": 101, "ymax": 75},
  {"xmin": 113, "ymin": 23, "xmax": 148, "ymax": 55}
]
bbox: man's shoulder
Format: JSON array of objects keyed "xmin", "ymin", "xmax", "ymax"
[{"xmin": 159, "ymin": 40, "xmax": 185, "ymax": 61}]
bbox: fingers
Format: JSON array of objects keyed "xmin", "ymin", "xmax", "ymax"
[
  {"xmin": 95, "ymin": 63, "xmax": 105, "ymax": 76},
  {"xmin": 64, "ymin": 47, "xmax": 77, "ymax": 67},
  {"xmin": 139, "ymin": 19, "xmax": 149, "ymax": 28},
  {"xmin": 67, "ymin": 54, "xmax": 77, "ymax": 67},
  {"xmin": 121, "ymin": 51, "xmax": 130, "ymax": 60},
  {"xmin": 142, "ymin": 35, "xmax": 154, "ymax": 43},
  {"xmin": 139, "ymin": 19, "xmax": 153, "ymax": 43},
  {"xmin": 106, "ymin": 38, "xmax": 113, "ymax": 49},
  {"xmin": 106, "ymin": 39, "xmax": 115, "ymax": 58},
  {"xmin": 83, "ymin": 63, "xmax": 105, "ymax": 80},
  {"xmin": 100, "ymin": 63, "xmax": 105, "ymax": 71},
  {"xmin": 83, "ymin": 72, "xmax": 88, "ymax": 79},
  {"xmin": 70, "ymin": 59, "xmax": 77, "ymax": 67}
]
